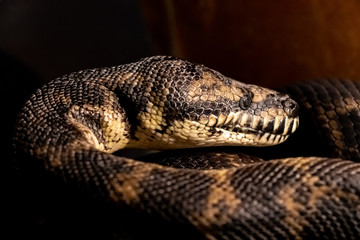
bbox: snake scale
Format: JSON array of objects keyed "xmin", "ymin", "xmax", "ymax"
[{"xmin": 13, "ymin": 56, "xmax": 360, "ymax": 239}]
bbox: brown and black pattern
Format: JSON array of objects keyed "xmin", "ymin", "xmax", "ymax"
[
  {"xmin": 13, "ymin": 56, "xmax": 360, "ymax": 239},
  {"xmin": 139, "ymin": 147, "xmax": 264, "ymax": 169},
  {"xmin": 286, "ymin": 79, "xmax": 360, "ymax": 161}
]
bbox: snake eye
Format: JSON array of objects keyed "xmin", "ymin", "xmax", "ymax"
[{"xmin": 239, "ymin": 93, "xmax": 252, "ymax": 110}]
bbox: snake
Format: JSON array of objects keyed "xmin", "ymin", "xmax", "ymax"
[{"xmin": 13, "ymin": 55, "xmax": 360, "ymax": 239}]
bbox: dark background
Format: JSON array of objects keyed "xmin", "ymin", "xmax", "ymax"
[{"xmin": 3, "ymin": 0, "xmax": 360, "ymax": 239}]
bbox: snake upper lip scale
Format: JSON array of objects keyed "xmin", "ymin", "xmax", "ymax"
[{"xmin": 13, "ymin": 55, "xmax": 360, "ymax": 239}]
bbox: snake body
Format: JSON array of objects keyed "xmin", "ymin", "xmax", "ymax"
[{"xmin": 14, "ymin": 56, "xmax": 360, "ymax": 239}]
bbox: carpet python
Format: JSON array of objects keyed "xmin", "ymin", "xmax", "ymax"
[{"xmin": 14, "ymin": 56, "xmax": 360, "ymax": 239}]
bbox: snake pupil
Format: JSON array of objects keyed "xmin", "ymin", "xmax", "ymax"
[{"xmin": 240, "ymin": 94, "xmax": 252, "ymax": 110}]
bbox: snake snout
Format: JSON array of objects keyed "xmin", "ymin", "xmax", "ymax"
[{"xmin": 282, "ymin": 99, "xmax": 299, "ymax": 118}]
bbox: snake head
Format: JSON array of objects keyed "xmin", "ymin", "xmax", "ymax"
[
  {"xmin": 128, "ymin": 57, "xmax": 299, "ymax": 149},
  {"xmin": 169, "ymin": 73, "xmax": 299, "ymax": 147},
  {"xmin": 221, "ymin": 82, "xmax": 299, "ymax": 146}
]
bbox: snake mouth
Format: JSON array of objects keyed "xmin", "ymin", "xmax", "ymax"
[
  {"xmin": 203, "ymin": 112, "xmax": 299, "ymax": 146},
  {"xmin": 222, "ymin": 117, "xmax": 299, "ymax": 145},
  {"xmin": 227, "ymin": 116, "xmax": 299, "ymax": 136}
]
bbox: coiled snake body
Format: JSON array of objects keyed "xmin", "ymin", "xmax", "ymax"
[{"xmin": 14, "ymin": 56, "xmax": 360, "ymax": 239}]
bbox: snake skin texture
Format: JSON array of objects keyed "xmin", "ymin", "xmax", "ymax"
[
  {"xmin": 13, "ymin": 56, "xmax": 360, "ymax": 239},
  {"xmin": 286, "ymin": 79, "xmax": 360, "ymax": 161},
  {"xmin": 139, "ymin": 148, "xmax": 264, "ymax": 169}
]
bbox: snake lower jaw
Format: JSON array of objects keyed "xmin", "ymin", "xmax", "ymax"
[
  {"xmin": 128, "ymin": 116, "xmax": 299, "ymax": 149},
  {"xmin": 212, "ymin": 129, "xmax": 290, "ymax": 147},
  {"xmin": 215, "ymin": 116, "xmax": 299, "ymax": 146}
]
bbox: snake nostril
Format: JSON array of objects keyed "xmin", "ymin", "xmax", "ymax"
[{"xmin": 282, "ymin": 99, "xmax": 299, "ymax": 117}]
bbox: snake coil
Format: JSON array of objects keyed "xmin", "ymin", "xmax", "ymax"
[{"xmin": 14, "ymin": 56, "xmax": 360, "ymax": 239}]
